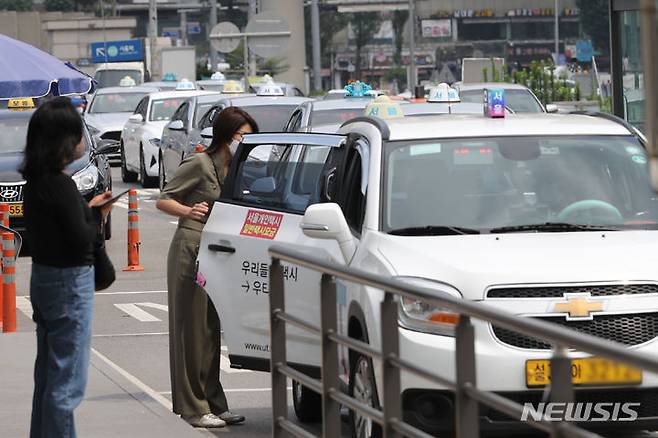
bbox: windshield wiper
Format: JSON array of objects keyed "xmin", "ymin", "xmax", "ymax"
[
  {"xmin": 489, "ymin": 222, "xmax": 621, "ymax": 234},
  {"xmin": 388, "ymin": 225, "xmax": 481, "ymax": 236}
]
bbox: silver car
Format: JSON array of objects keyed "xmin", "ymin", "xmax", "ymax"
[
  {"xmin": 452, "ymin": 82, "xmax": 554, "ymax": 113},
  {"xmin": 284, "ymin": 97, "xmax": 378, "ymax": 132},
  {"xmin": 84, "ymin": 85, "xmax": 159, "ymax": 164}
]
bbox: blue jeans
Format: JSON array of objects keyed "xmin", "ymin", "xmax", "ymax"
[{"xmin": 29, "ymin": 264, "xmax": 94, "ymax": 438}]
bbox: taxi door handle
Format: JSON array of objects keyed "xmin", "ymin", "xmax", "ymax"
[{"xmin": 208, "ymin": 243, "xmax": 235, "ymax": 254}]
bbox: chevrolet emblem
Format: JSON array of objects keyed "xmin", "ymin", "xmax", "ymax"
[{"xmin": 552, "ymin": 294, "xmax": 605, "ymax": 320}]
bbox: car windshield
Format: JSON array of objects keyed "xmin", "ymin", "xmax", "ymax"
[
  {"xmin": 384, "ymin": 136, "xmax": 658, "ymax": 233},
  {"xmin": 88, "ymin": 92, "xmax": 147, "ymax": 113},
  {"xmin": 94, "ymin": 70, "xmax": 141, "ymax": 89},
  {"xmin": 460, "ymin": 89, "xmax": 544, "ymax": 113},
  {"xmin": 150, "ymin": 98, "xmax": 184, "ymax": 121},
  {"xmin": 311, "ymin": 108, "xmax": 364, "ymax": 125},
  {"xmin": 240, "ymin": 105, "xmax": 298, "ymax": 131},
  {"xmin": 0, "ymin": 116, "xmax": 29, "ymax": 153}
]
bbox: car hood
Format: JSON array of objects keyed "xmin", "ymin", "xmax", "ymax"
[
  {"xmin": 376, "ymin": 231, "xmax": 658, "ymax": 300},
  {"xmin": 0, "ymin": 152, "xmax": 89, "ymax": 183},
  {"xmin": 85, "ymin": 112, "xmax": 132, "ymax": 132}
]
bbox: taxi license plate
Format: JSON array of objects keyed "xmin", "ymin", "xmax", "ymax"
[
  {"xmin": 8, "ymin": 203, "xmax": 23, "ymax": 217},
  {"xmin": 526, "ymin": 357, "xmax": 642, "ymax": 387}
]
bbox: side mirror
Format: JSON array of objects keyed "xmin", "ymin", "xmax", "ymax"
[
  {"xmin": 94, "ymin": 139, "xmax": 121, "ymax": 155},
  {"xmin": 545, "ymin": 104, "xmax": 558, "ymax": 113},
  {"xmin": 129, "ymin": 114, "xmax": 144, "ymax": 123},
  {"xmin": 201, "ymin": 127, "xmax": 213, "ymax": 139},
  {"xmin": 300, "ymin": 203, "xmax": 355, "ymax": 261},
  {"xmin": 168, "ymin": 120, "xmax": 185, "ymax": 131},
  {"xmin": 249, "ymin": 176, "xmax": 277, "ymax": 195}
]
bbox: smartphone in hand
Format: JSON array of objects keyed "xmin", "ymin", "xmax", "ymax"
[{"xmin": 95, "ymin": 189, "xmax": 130, "ymax": 208}]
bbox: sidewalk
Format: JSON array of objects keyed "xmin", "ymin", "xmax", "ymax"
[{"xmin": 0, "ymin": 332, "xmax": 207, "ymax": 438}]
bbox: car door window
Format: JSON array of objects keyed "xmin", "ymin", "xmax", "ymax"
[
  {"xmin": 336, "ymin": 138, "xmax": 369, "ymax": 234},
  {"xmin": 171, "ymin": 102, "xmax": 189, "ymax": 129},
  {"xmin": 134, "ymin": 97, "xmax": 147, "ymax": 116},
  {"xmin": 285, "ymin": 110, "xmax": 302, "ymax": 132}
]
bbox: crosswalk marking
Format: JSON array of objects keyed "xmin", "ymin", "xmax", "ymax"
[
  {"xmin": 16, "ymin": 296, "xmax": 33, "ymax": 319},
  {"xmin": 114, "ymin": 302, "xmax": 167, "ymax": 322}
]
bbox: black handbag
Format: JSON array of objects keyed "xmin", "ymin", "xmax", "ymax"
[{"xmin": 93, "ymin": 213, "xmax": 115, "ymax": 291}]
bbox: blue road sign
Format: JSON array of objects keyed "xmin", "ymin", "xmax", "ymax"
[
  {"xmin": 576, "ymin": 40, "xmax": 593, "ymax": 62},
  {"xmin": 187, "ymin": 22, "xmax": 201, "ymax": 35},
  {"xmin": 162, "ymin": 28, "xmax": 180, "ymax": 38},
  {"xmin": 90, "ymin": 39, "xmax": 143, "ymax": 63}
]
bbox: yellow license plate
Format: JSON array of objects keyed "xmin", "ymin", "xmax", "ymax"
[
  {"xmin": 8, "ymin": 203, "xmax": 23, "ymax": 217},
  {"xmin": 526, "ymin": 357, "xmax": 642, "ymax": 387}
]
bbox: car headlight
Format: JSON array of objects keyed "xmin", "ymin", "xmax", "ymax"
[
  {"xmin": 72, "ymin": 165, "xmax": 99, "ymax": 193},
  {"xmin": 396, "ymin": 277, "xmax": 462, "ymax": 336}
]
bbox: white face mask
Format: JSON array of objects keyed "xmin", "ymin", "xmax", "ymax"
[{"xmin": 229, "ymin": 139, "xmax": 240, "ymax": 156}]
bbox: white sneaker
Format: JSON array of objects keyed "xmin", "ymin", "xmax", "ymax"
[{"xmin": 183, "ymin": 413, "xmax": 227, "ymax": 428}]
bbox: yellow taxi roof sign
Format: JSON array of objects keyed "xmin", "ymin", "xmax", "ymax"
[
  {"xmin": 222, "ymin": 80, "xmax": 244, "ymax": 93},
  {"xmin": 7, "ymin": 98, "xmax": 35, "ymax": 110},
  {"xmin": 364, "ymin": 96, "xmax": 404, "ymax": 119}
]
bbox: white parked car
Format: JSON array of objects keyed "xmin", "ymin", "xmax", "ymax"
[
  {"xmin": 120, "ymin": 89, "xmax": 216, "ymax": 187},
  {"xmin": 197, "ymin": 108, "xmax": 657, "ymax": 435},
  {"xmin": 453, "ymin": 82, "xmax": 555, "ymax": 113}
]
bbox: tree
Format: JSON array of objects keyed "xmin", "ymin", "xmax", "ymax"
[
  {"xmin": 391, "ymin": 10, "xmax": 408, "ymax": 68},
  {"xmin": 45, "ymin": 0, "xmax": 74, "ymax": 11},
  {"xmin": 0, "ymin": 0, "xmax": 32, "ymax": 11},
  {"xmin": 344, "ymin": 12, "xmax": 382, "ymax": 80},
  {"xmin": 303, "ymin": 6, "xmax": 348, "ymax": 74},
  {"xmin": 576, "ymin": 0, "xmax": 610, "ymax": 55}
]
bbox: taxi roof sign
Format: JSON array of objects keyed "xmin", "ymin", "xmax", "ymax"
[
  {"xmin": 427, "ymin": 83, "xmax": 460, "ymax": 103},
  {"xmin": 175, "ymin": 79, "xmax": 196, "ymax": 90},
  {"xmin": 163, "ymin": 73, "xmax": 177, "ymax": 82},
  {"xmin": 484, "ymin": 88, "xmax": 505, "ymax": 118},
  {"xmin": 256, "ymin": 84, "xmax": 284, "ymax": 96},
  {"xmin": 119, "ymin": 76, "xmax": 137, "ymax": 87},
  {"xmin": 7, "ymin": 98, "xmax": 35, "ymax": 110},
  {"xmin": 364, "ymin": 96, "xmax": 404, "ymax": 119},
  {"xmin": 222, "ymin": 80, "xmax": 244, "ymax": 94},
  {"xmin": 210, "ymin": 72, "xmax": 225, "ymax": 81},
  {"xmin": 345, "ymin": 81, "xmax": 372, "ymax": 98}
]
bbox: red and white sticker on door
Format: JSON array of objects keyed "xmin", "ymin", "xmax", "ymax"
[{"xmin": 240, "ymin": 209, "xmax": 284, "ymax": 240}]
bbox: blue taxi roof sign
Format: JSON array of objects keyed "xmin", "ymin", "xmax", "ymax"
[
  {"xmin": 175, "ymin": 79, "xmax": 196, "ymax": 90},
  {"xmin": 210, "ymin": 72, "xmax": 225, "ymax": 81},
  {"xmin": 364, "ymin": 96, "xmax": 404, "ymax": 119},
  {"xmin": 163, "ymin": 73, "xmax": 177, "ymax": 82},
  {"xmin": 344, "ymin": 81, "xmax": 372, "ymax": 98},
  {"xmin": 427, "ymin": 83, "xmax": 460, "ymax": 103},
  {"xmin": 256, "ymin": 84, "xmax": 285, "ymax": 96}
]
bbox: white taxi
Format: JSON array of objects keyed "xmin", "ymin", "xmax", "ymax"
[
  {"xmin": 197, "ymin": 99, "xmax": 658, "ymax": 435},
  {"xmin": 120, "ymin": 88, "xmax": 216, "ymax": 187}
]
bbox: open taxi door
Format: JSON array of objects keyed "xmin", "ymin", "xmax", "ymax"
[{"xmin": 197, "ymin": 133, "xmax": 346, "ymax": 374}]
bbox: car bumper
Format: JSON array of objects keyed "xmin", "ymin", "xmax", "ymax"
[{"xmin": 398, "ymin": 324, "xmax": 658, "ymax": 433}]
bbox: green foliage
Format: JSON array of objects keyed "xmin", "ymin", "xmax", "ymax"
[
  {"xmin": 196, "ymin": 62, "xmax": 212, "ymax": 81},
  {"xmin": 391, "ymin": 10, "xmax": 408, "ymax": 67},
  {"xmin": 259, "ymin": 56, "xmax": 290, "ymax": 76},
  {"xmin": 344, "ymin": 12, "xmax": 383, "ymax": 80},
  {"xmin": 45, "ymin": 0, "xmax": 74, "ymax": 11},
  {"xmin": 383, "ymin": 66, "xmax": 406, "ymax": 84},
  {"xmin": 303, "ymin": 6, "xmax": 349, "ymax": 71},
  {"xmin": 503, "ymin": 59, "xmax": 581, "ymax": 104},
  {"xmin": 0, "ymin": 0, "xmax": 32, "ymax": 11}
]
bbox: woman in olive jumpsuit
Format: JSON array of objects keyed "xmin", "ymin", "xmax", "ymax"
[{"xmin": 156, "ymin": 107, "xmax": 258, "ymax": 428}]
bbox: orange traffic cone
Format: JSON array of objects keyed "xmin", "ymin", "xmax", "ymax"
[
  {"xmin": 2, "ymin": 232, "xmax": 16, "ymax": 333},
  {"xmin": 123, "ymin": 189, "xmax": 144, "ymax": 272}
]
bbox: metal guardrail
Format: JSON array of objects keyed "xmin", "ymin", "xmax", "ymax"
[{"xmin": 268, "ymin": 245, "xmax": 658, "ymax": 438}]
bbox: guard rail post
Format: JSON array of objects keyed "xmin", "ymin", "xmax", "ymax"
[
  {"xmin": 269, "ymin": 258, "xmax": 287, "ymax": 438},
  {"xmin": 550, "ymin": 345, "xmax": 575, "ymax": 438},
  {"xmin": 320, "ymin": 274, "xmax": 341, "ymax": 437},
  {"xmin": 455, "ymin": 316, "xmax": 479, "ymax": 438},
  {"xmin": 381, "ymin": 292, "xmax": 402, "ymax": 438}
]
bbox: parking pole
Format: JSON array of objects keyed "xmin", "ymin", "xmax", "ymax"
[
  {"xmin": 269, "ymin": 258, "xmax": 287, "ymax": 438},
  {"xmin": 2, "ymin": 232, "xmax": 15, "ymax": 333},
  {"xmin": 123, "ymin": 189, "xmax": 144, "ymax": 271},
  {"xmin": 0, "ymin": 204, "xmax": 5, "ymax": 328},
  {"xmin": 0, "ymin": 204, "xmax": 8, "ymax": 227}
]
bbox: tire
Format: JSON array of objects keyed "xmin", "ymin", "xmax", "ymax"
[
  {"xmin": 104, "ymin": 212, "xmax": 112, "ymax": 240},
  {"xmin": 121, "ymin": 142, "xmax": 138, "ymax": 183},
  {"xmin": 139, "ymin": 147, "xmax": 158, "ymax": 188},
  {"xmin": 349, "ymin": 353, "xmax": 382, "ymax": 438},
  {"xmin": 292, "ymin": 379, "xmax": 322, "ymax": 423},
  {"xmin": 158, "ymin": 151, "xmax": 166, "ymax": 191}
]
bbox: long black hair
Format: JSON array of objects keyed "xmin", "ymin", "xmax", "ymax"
[
  {"xmin": 206, "ymin": 106, "xmax": 259, "ymax": 155},
  {"xmin": 20, "ymin": 97, "xmax": 83, "ymax": 180}
]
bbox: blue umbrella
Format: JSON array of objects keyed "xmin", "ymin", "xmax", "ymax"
[{"xmin": 0, "ymin": 34, "xmax": 95, "ymax": 99}]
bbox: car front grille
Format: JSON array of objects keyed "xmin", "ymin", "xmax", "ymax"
[
  {"xmin": 487, "ymin": 283, "xmax": 658, "ymax": 298},
  {"xmin": 0, "ymin": 183, "xmax": 25, "ymax": 203},
  {"xmin": 100, "ymin": 131, "xmax": 121, "ymax": 141},
  {"xmin": 492, "ymin": 312, "xmax": 658, "ymax": 349}
]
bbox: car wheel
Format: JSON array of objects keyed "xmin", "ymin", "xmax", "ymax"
[
  {"xmin": 121, "ymin": 142, "xmax": 138, "ymax": 183},
  {"xmin": 104, "ymin": 212, "xmax": 112, "ymax": 240},
  {"xmin": 158, "ymin": 152, "xmax": 166, "ymax": 191},
  {"xmin": 292, "ymin": 379, "xmax": 322, "ymax": 423},
  {"xmin": 349, "ymin": 353, "xmax": 382, "ymax": 438},
  {"xmin": 139, "ymin": 147, "xmax": 158, "ymax": 188}
]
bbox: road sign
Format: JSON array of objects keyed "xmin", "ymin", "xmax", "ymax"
[
  {"xmin": 245, "ymin": 12, "xmax": 290, "ymax": 58},
  {"xmin": 162, "ymin": 28, "xmax": 180, "ymax": 38},
  {"xmin": 576, "ymin": 40, "xmax": 593, "ymax": 62},
  {"xmin": 210, "ymin": 22, "xmax": 241, "ymax": 53},
  {"xmin": 187, "ymin": 21, "xmax": 201, "ymax": 35},
  {"xmin": 90, "ymin": 39, "xmax": 143, "ymax": 63}
]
